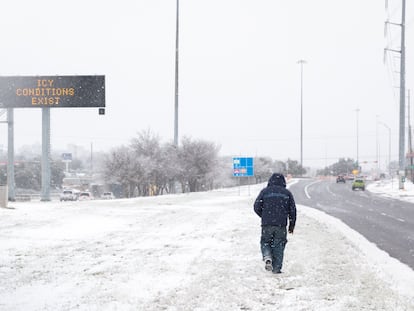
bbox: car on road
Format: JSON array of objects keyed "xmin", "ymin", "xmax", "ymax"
[
  {"xmin": 102, "ymin": 192, "xmax": 115, "ymax": 200},
  {"xmin": 336, "ymin": 175, "xmax": 346, "ymax": 183},
  {"xmin": 345, "ymin": 174, "xmax": 355, "ymax": 181},
  {"xmin": 352, "ymin": 178, "xmax": 365, "ymax": 191},
  {"xmin": 78, "ymin": 191, "xmax": 93, "ymax": 201},
  {"xmin": 60, "ymin": 189, "xmax": 79, "ymax": 201}
]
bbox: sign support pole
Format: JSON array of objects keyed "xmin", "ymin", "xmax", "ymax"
[
  {"xmin": 7, "ymin": 108, "xmax": 15, "ymax": 201},
  {"xmin": 41, "ymin": 108, "xmax": 51, "ymax": 201},
  {"xmin": 248, "ymin": 177, "xmax": 250, "ymax": 196}
]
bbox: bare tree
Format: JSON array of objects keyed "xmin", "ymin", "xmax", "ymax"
[
  {"xmin": 104, "ymin": 146, "xmax": 144, "ymax": 198},
  {"xmin": 177, "ymin": 137, "xmax": 220, "ymax": 192},
  {"xmin": 130, "ymin": 129, "xmax": 163, "ymax": 195},
  {"xmin": 103, "ymin": 131, "xmax": 220, "ymax": 196},
  {"xmin": 254, "ymin": 157, "xmax": 274, "ymax": 184},
  {"xmin": 159, "ymin": 143, "xmax": 180, "ymax": 194}
]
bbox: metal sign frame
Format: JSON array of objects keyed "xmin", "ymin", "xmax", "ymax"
[{"xmin": 1, "ymin": 75, "xmax": 105, "ymax": 201}]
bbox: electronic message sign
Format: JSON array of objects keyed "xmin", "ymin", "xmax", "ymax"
[
  {"xmin": 0, "ymin": 75, "xmax": 105, "ymax": 108},
  {"xmin": 233, "ymin": 157, "xmax": 254, "ymax": 177}
]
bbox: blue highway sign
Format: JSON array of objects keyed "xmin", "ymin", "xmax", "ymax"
[{"xmin": 233, "ymin": 157, "xmax": 254, "ymax": 177}]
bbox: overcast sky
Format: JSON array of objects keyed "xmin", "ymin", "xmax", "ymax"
[{"xmin": 0, "ymin": 0, "xmax": 412, "ymax": 170}]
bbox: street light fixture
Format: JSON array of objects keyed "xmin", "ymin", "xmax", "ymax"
[
  {"xmin": 297, "ymin": 60, "xmax": 306, "ymax": 175},
  {"xmin": 379, "ymin": 121, "xmax": 391, "ymax": 176}
]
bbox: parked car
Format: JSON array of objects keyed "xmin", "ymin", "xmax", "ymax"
[
  {"xmin": 102, "ymin": 192, "xmax": 115, "ymax": 200},
  {"xmin": 78, "ymin": 191, "xmax": 93, "ymax": 201},
  {"xmin": 60, "ymin": 189, "xmax": 79, "ymax": 201},
  {"xmin": 352, "ymin": 178, "xmax": 365, "ymax": 191},
  {"xmin": 336, "ymin": 175, "xmax": 346, "ymax": 183}
]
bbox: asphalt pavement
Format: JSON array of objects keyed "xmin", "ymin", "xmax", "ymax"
[{"xmin": 289, "ymin": 179, "xmax": 414, "ymax": 269}]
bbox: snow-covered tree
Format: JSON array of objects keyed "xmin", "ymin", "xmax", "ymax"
[
  {"xmin": 254, "ymin": 157, "xmax": 274, "ymax": 183},
  {"xmin": 104, "ymin": 146, "xmax": 143, "ymax": 198},
  {"xmin": 177, "ymin": 137, "xmax": 220, "ymax": 192},
  {"xmin": 285, "ymin": 158, "xmax": 306, "ymax": 176}
]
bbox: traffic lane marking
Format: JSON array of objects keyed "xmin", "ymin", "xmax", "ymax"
[
  {"xmin": 367, "ymin": 208, "xmax": 406, "ymax": 223},
  {"xmin": 379, "ymin": 212, "xmax": 405, "ymax": 223},
  {"xmin": 304, "ymin": 180, "xmax": 322, "ymax": 199}
]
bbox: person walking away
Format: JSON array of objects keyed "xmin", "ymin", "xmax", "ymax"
[{"xmin": 253, "ymin": 173, "xmax": 296, "ymax": 274}]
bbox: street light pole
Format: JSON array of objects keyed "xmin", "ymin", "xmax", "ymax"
[
  {"xmin": 297, "ymin": 60, "xmax": 306, "ymax": 175},
  {"xmin": 355, "ymin": 108, "xmax": 360, "ymax": 170},
  {"xmin": 174, "ymin": 0, "xmax": 180, "ymax": 146},
  {"xmin": 408, "ymin": 90, "xmax": 412, "ymax": 182},
  {"xmin": 379, "ymin": 121, "xmax": 391, "ymax": 177},
  {"xmin": 376, "ymin": 115, "xmax": 380, "ymax": 173}
]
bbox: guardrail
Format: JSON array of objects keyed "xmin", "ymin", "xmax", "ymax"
[
  {"xmin": 13, "ymin": 194, "xmax": 61, "ymax": 201},
  {"xmin": 15, "ymin": 194, "xmax": 32, "ymax": 201}
]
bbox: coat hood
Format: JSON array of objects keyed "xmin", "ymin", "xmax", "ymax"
[{"xmin": 267, "ymin": 173, "xmax": 286, "ymax": 188}]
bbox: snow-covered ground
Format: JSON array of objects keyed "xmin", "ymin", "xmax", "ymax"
[
  {"xmin": 367, "ymin": 177, "xmax": 414, "ymax": 204},
  {"xmin": 0, "ymin": 182, "xmax": 413, "ymax": 311}
]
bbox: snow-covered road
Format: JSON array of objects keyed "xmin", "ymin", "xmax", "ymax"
[{"xmin": 0, "ymin": 183, "xmax": 413, "ymax": 310}]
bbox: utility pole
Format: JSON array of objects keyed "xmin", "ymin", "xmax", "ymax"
[
  {"xmin": 398, "ymin": 0, "xmax": 406, "ymax": 188},
  {"xmin": 174, "ymin": 0, "xmax": 180, "ymax": 146},
  {"xmin": 297, "ymin": 60, "xmax": 306, "ymax": 175},
  {"xmin": 384, "ymin": 0, "xmax": 406, "ymax": 189}
]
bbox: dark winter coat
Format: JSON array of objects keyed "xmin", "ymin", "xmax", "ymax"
[{"xmin": 254, "ymin": 173, "xmax": 296, "ymax": 231}]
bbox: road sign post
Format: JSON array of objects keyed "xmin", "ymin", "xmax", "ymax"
[{"xmin": 233, "ymin": 157, "xmax": 254, "ymax": 195}]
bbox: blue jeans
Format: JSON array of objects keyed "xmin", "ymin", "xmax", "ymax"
[{"xmin": 260, "ymin": 225, "xmax": 287, "ymax": 271}]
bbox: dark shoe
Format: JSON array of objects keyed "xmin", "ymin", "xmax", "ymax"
[
  {"xmin": 264, "ymin": 258, "xmax": 273, "ymax": 271},
  {"xmin": 272, "ymin": 269, "xmax": 282, "ymax": 274}
]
